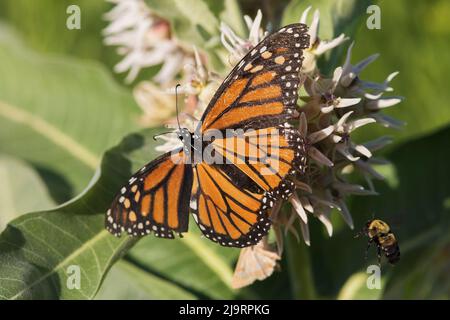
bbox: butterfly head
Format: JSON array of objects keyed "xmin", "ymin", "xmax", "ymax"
[
  {"xmin": 177, "ymin": 128, "xmax": 194, "ymax": 153},
  {"xmin": 177, "ymin": 128, "xmax": 191, "ymax": 141}
]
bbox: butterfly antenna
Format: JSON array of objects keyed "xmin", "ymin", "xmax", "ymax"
[{"xmin": 175, "ymin": 84, "xmax": 182, "ymax": 131}]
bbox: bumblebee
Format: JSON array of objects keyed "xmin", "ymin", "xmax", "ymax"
[{"xmin": 357, "ymin": 219, "xmax": 400, "ymax": 265}]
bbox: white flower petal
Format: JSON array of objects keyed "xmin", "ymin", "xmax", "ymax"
[
  {"xmin": 290, "ymin": 193, "xmax": 308, "ymax": 224},
  {"xmin": 331, "ymin": 134, "xmax": 342, "ymax": 143},
  {"xmin": 299, "ymin": 218, "xmax": 311, "ymax": 246},
  {"xmin": 336, "ymin": 97, "xmax": 361, "ymax": 109},
  {"xmin": 308, "ymin": 9, "xmax": 320, "ymax": 45},
  {"xmin": 307, "ymin": 125, "xmax": 334, "ymax": 144},
  {"xmin": 348, "ymin": 118, "xmax": 376, "ymax": 131},
  {"xmin": 332, "ymin": 67, "xmax": 343, "ymax": 87},
  {"xmin": 364, "ymin": 92, "xmax": 384, "ymax": 100},
  {"xmin": 386, "ymin": 71, "xmax": 400, "ymax": 83},
  {"xmin": 353, "ymin": 144, "xmax": 373, "ymax": 158},
  {"xmin": 337, "ymin": 200, "xmax": 354, "ymax": 229},
  {"xmin": 299, "ymin": 112, "xmax": 308, "ymax": 137},
  {"xmin": 316, "ymin": 211, "xmax": 333, "ymax": 236},
  {"xmin": 366, "ymin": 97, "xmax": 403, "ymax": 110},
  {"xmin": 336, "ymin": 144, "xmax": 360, "ymax": 161},
  {"xmin": 294, "ymin": 181, "xmax": 313, "ymax": 194},
  {"xmin": 321, "ymin": 104, "xmax": 335, "ymax": 113},
  {"xmin": 308, "ymin": 146, "xmax": 334, "ymax": 167},
  {"xmin": 315, "ymin": 33, "xmax": 348, "ymax": 55},
  {"xmin": 154, "ymin": 52, "xmax": 185, "ymax": 84},
  {"xmin": 300, "ymin": 196, "xmax": 314, "ymax": 213},
  {"xmin": 299, "ymin": 6, "xmax": 312, "ymax": 24},
  {"xmin": 248, "ymin": 9, "xmax": 263, "ymax": 44},
  {"xmin": 336, "ymin": 111, "xmax": 354, "ymax": 129}
]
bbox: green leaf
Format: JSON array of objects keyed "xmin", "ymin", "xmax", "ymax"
[
  {"xmin": 0, "ymin": 154, "xmax": 55, "ymax": 231},
  {"xmin": 351, "ymin": 0, "xmax": 450, "ymax": 147},
  {"xmin": 127, "ymin": 228, "xmax": 239, "ymax": 299},
  {"xmin": 0, "ymin": 25, "xmax": 140, "ymax": 202},
  {"xmin": 0, "ymin": 1, "xmax": 110, "ymax": 60},
  {"xmin": 95, "ymin": 260, "xmax": 196, "ymax": 300},
  {"xmin": 0, "ymin": 128, "xmax": 163, "ymax": 299}
]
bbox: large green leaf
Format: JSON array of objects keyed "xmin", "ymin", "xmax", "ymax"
[
  {"xmin": 0, "ymin": 0, "xmax": 115, "ymax": 65},
  {"xmin": 95, "ymin": 260, "xmax": 196, "ymax": 300},
  {"xmin": 126, "ymin": 227, "xmax": 240, "ymax": 299},
  {"xmin": 0, "ymin": 25, "xmax": 139, "ymax": 203},
  {"xmin": 0, "ymin": 129, "xmax": 163, "ymax": 299},
  {"xmin": 0, "ymin": 155, "xmax": 55, "ymax": 231},
  {"xmin": 350, "ymin": 0, "xmax": 450, "ymax": 147}
]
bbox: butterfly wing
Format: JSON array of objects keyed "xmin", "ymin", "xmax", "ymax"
[
  {"xmin": 190, "ymin": 126, "xmax": 307, "ymax": 248},
  {"xmin": 199, "ymin": 23, "xmax": 309, "ymax": 132},
  {"xmin": 191, "ymin": 162, "xmax": 275, "ymax": 247},
  {"xmin": 189, "ymin": 24, "xmax": 310, "ymax": 247},
  {"xmin": 210, "ymin": 126, "xmax": 307, "ymax": 195},
  {"xmin": 106, "ymin": 150, "xmax": 193, "ymax": 238}
]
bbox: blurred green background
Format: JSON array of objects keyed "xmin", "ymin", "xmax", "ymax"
[{"xmin": 0, "ymin": 0, "xmax": 449, "ymax": 299}]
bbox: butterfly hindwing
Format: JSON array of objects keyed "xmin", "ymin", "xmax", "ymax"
[
  {"xmin": 200, "ymin": 23, "xmax": 309, "ymax": 132},
  {"xmin": 191, "ymin": 163, "xmax": 274, "ymax": 247},
  {"xmin": 106, "ymin": 150, "xmax": 193, "ymax": 238}
]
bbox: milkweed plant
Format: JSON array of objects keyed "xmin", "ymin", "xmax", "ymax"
[{"xmin": 103, "ymin": 0, "xmax": 402, "ymax": 289}]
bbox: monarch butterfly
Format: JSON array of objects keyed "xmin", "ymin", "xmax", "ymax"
[{"xmin": 106, "ymin": 23, "xmax": 310, "ymax": 247}]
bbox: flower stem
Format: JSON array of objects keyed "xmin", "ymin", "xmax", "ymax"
[{"xmin": 285, "ymin": 231, "xmax": 317, "ymax": 300}]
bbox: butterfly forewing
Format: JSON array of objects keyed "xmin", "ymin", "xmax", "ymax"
[
  {"xmin": 200, "ymin": 23, "xmax": 309, "ymax": 132},
  {"xmin": 106, "ymin": 150, "xmax": 193, "ymax": 238}
]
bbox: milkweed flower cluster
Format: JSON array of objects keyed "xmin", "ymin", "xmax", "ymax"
[
  {"xmin": 103, "ymin": 2, "xmax": 403, "ymax": 288},
  {"xmin": 103, "ymin": 0, "xmax": 192, "ymax": 84}
]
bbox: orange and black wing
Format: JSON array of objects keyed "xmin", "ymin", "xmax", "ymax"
[
  {"xmin": 191, "ymin": 163, "xmax": 275, "ymax": 247},
  {"xmin": 210, "ymin": 126, "xmax": 307, "ymax": 196},
  {"xmin": 199, "ymin": 23, "xmax": 309, "ymax": 133},
  {"xmin": 106, "ymin": 150, "xmax": 193, "ymax": 238}
]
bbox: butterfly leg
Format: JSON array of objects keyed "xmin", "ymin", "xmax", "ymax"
[{"xmin": 377, "ymin": 245, "xmax": 382, "ymax": 266}]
